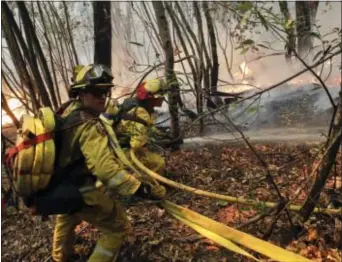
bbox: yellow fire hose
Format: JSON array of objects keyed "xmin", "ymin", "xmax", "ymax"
[
  {"xmin": 99, "ymin": 115, "xmax": 159, "ymax": 187},
  {"xmin": 130, "ymin": 149, "xmax": 342, "ymax": 216},
  {"xmin": 98, "ymin": 115, "xmax": 320, "ymax": 261},
  {"xmin": 172, "ymin": 212, "xmax": 260, "ymax": 261},
  {"xmin": 129, "ymin": 150, "xmax": 314, "ymax": 262},
  {"xmin": 164, "ymin": 200, "xmax": 312, "ymax": 262}
]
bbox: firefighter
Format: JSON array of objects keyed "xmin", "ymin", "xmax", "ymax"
[
  {"xmin": 52, "ymin": 64, "xmax": 166, "ymax": 262},
  {"xmin": 115, "ymin": 78, "xmax": 168, "ymax": 174}
]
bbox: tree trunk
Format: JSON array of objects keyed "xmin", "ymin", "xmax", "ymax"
[
  {"xmin": 165, "ymin": 2, "xmax": 199, "ymax": 119},
  {"xmin": 44, "ymin": 2, "xmax": 70, "ymax": 95},
  {"xmin": 295, "ymin": 1, "xmax": 319, "ymax": 58},
  {"xmin": 175, "ymin": 2, "xmax": 201, "ymax": 58},
  {"xmin": 172, "ymin": 4, "xmax": 204, "ymax": 124},
  {"xmin": 132, "ymin": 3, "xmax": 161, "ymax": 63},
  {"xmin": 203, "ymin": 2, "xmax": 222, "ymax": 109},
  {"xmin": 193, "ymin": 2, "xmax": 212, "ymax": 126},
  {"xmin": 37, "ymin": 2, "xmax": 62, "ymax": 106},
  {"xmin": 48, "ymin": 2, "xmax": 75, "ymax": 69},
  {"xmin": 141, "ymin": 2, "xmax": 163, "ymax": 49},
  {"xmin": 193, "ymin": 2, "xmax": 211, "ymax": 70},
  {"xmin": 93, "ymin": 1, "xmax": 112, "ymax": 67},
  {"xmin": 2, "ymin": 60, "xmax": 26, "ymax": 98},
  {"xmin": 279, "ymin": 1, "xmax": 296, "ymax": 60},
  {"xmin": 175, "ymin": 2, "xmax": 204, "ymax": 131},
  {"xmin": 63, "ymin": 2, "xmax": 79, "ymax": 66},
  {"xmin": 2, "ymin": 2, "xmax": 40, "ymax": 112},
  {"xmin": 153, "ymin": 1, "xmax": 181, "ymax": 148},
  {"xmin": 299, "ymin": 87, "xmax": 342, "ymax": 221},
  {"xmin": 17, "ymin": 1, "xmax": 57, "ymax": 109}
]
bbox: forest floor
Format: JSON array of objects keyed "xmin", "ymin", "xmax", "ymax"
[{"xmin": 2, "ymin": 140, "xmax": 342, "ymax": 262}]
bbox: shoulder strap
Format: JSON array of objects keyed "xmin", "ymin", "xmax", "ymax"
[{"xmin": 55, "ymin": 99, "xmax": 76, "ymax": 116}]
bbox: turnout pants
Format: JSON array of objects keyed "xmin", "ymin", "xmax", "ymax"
[{"xmin": 52, "ymin": 189, "xmax": 131, "ymax": 262}]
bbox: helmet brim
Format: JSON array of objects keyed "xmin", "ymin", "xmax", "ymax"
[
  {"xmin": 94, "ymin": 83, "xmax": 114, "ymax": 88},
  {"xmin": 71, "ymin": 83, "xmax": 114, "ymax": 90}
]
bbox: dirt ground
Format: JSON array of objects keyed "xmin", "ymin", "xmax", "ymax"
[{"xmin": 1, "ymin": 142, "xmax": 342, "ymax": 262}]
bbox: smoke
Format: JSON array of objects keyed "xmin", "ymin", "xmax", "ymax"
[{"xmin": 71, "ymin": 2, "xmax": 341, "ymax": 131}]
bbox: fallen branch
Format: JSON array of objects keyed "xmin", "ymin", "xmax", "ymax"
[
  {"xmin": 263, "ymin": 200, "xmax": 288, "ymax": 240},
  {"xmin": 237, "ymin": 206, "xmax": 277, "ymax": 230}
]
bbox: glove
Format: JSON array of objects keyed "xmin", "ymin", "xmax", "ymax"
[
  {"xmin": 135, "ymin": 182, "xmax": 166, "ymax": 200},
  {"xmin": 151, "ymin": 184, "xmax": 166, "ymax": 199}
]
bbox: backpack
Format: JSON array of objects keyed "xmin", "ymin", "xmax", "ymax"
[
  {"xmin": 4, "ymin": 102, "xmax": 91, "ymax": 215},
  {"xmin": 4, "ymin": 98, "xmax": 143, "ymax": 199},
  {"xmin": 5, "ymin": 107, "xmax": 56, "ymax": 197}
]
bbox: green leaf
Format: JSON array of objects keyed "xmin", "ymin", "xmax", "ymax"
[
  {"xmin": 242, "ymin": 39, "xmax": 255, "ymax": 45},
  {"xmin": 237, "ymin": 2, "xmax": 254, "ymax": 13},
  {"xmin": 249, "ymin": 191, "xmax": 256, "ymax": 200},
  {"xmin": 166, "ymin": 80, "xmax": 179, "ymax": 87},
  {"xmin": 257, "ymin": 43, "xmax": 269, "ymax": 49},
  {"xmin": 230, "ymin": 103, "xmax": 237, "ymax": 109},
  {"xmin": 284, "ymin": 19, "xmax": 295, "ymax": 31},
  {"xmin": 240, "ymin": 47, "xmax": 250, "ymax": 55},
  {"xmin": 240, "ymin": 11, "xmax": 250, "ymax": 26},
  {"xmin": 217, "ymin": 200, "xmax": 229, "ymax": 207},
  {"xmin": 310, "ymin": 31, "xmax": 321, "ymax": 39},
  {"xmin": 128, "ymin": 41, "xmax": 144, "ymax": 47},
  {"xmin": 246, "ymin": 106, "xmax": 263, "ymax": 114},
  {"xmin": 255, "ymin": 201, "xmax": 266, "ymax": 212}
]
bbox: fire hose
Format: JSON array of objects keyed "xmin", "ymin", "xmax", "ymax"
[
  {"xmin": 130, "ymin": 151, "xmax": 314, "ymax": 262},
  {"xmin": 99, "ymin": 115, "xmax": 315, "ymax": 261}
]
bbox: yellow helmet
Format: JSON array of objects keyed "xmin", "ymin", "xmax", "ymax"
[
  {"xmin": 136, "ymin": 78, "xmax": 166, "ymax": 100},
  {"xmin": 71, "ymin": 64, "xmax": 114, "ymax": 91},
  {"xmin": 73, "ymin": 65, "xmax": 85, "ymax": 77}
]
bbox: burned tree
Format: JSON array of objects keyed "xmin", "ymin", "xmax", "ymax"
[
  {"xmin": 295, "ymin": 1, "xmax": 319, "ymax": 57},
  {"xmin": 93, "ymin": 1, "xmax": 112, "ymax": 67},
  {"xmin": 279, "ymin": 1, "xmax": 296, "ymax": 60},
  {"xmin": 153, "ymin": 1, "xmax": 181, "ymax": 147},
  {"xmin": 17, "ymin": 1, "xmax": 58, "ymax": 109}
]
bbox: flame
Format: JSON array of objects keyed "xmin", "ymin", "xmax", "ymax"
[
  {"xmin": 326, "ymin": 76, "xmax": 342, "ymax": 86},
  {"xmin": 1, "ymin": 98, "xmax": 24, "ymax": 126}
]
